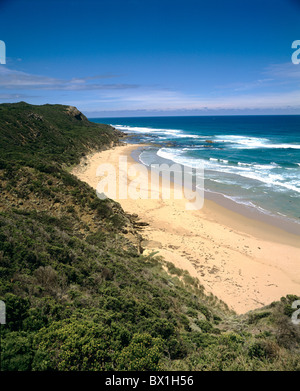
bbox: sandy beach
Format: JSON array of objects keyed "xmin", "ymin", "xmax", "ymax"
[{"xmin": 72, "ymin": 143, "xmax": 300, "ymax": 314}]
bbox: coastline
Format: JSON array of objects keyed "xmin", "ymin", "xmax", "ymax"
[
  {"xmin": 72, "ymin": 143, "xmax": 300, "ymax": 314},
  {"xmin": 130, "ymin": 144, "xmax": 300, "ymax": 240}
]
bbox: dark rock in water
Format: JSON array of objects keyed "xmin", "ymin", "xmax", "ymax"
[
  {"xmin": 114, "ymin": 129, "xmax": 126, "ymax": 137},
  {"xmin": 165, "ymin": 142, "xmax": 176, "ymax": 147},
  {"xmin": 149, "ymin": 143, "xmax": 163, "ymax": 148},
  {"xmin": 205, "ymin": 140, "xmax": 213, "ymax": 143}
]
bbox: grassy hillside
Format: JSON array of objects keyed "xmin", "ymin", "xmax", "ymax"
[
  {"xmin": 0, "ymin": 101, "xmax": 123, "ymax": 167},
  {"xmin": 0, "ymin": 102, "xmax": 299, "ymax": 371}
]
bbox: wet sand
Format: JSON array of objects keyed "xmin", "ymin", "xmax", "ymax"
[{"xmin": 72, "ymin": 143, "xmax": 300, "ymax": 314}]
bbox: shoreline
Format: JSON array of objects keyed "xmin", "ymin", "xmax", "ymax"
[
  {"xmin": 130, "ymin": 143, "xmax": 300, "ymax": 238},
  {"xmin": 72, "ymin": 143, "xmax": 300, "ymax": 314}
]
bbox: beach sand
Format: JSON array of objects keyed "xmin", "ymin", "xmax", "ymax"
[{"xmin": 72, "ymin": 143, "xmax": 300, "ymax": 314}]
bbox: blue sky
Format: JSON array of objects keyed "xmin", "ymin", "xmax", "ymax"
[{"xmin": 0, "ymin": 0, "xmax": 300, "ymax": 117}]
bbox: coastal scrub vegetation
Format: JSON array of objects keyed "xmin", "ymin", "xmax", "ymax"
[{"xmin": 0, "ymin": 102, "xmax": 299, "ymax": 371}]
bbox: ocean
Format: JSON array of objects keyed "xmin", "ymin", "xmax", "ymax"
[{"xmin": 91, "ymin": 116, "xmax": 300, "ymax": 228}]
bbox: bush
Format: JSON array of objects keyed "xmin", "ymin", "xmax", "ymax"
[
  {"xmin": 3, "ymin": 293, "xmax": 30, "ymax": 331},
  {"xmin": 248, "ymin": 311, "xmax": 271, "ymax": 324},
  {"xmin": 195, "ymin": 320, "xmax": 213, "ymax": 333},
  {"xmin": 248, "ymin": 340, "xmax": 279, "ymax": 360},
  {"xmin": 1, "ymin": 332, "xmax": 34, "ymax": 371},
  {"xmin": 32, "ymin": 320, "xmax": 115, "ymax": 370},
  {"xmin": 116, "ymin": 333, "xmax": 164, "ymax": 371}
]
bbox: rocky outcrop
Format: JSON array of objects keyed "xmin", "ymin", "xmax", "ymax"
[{"xmin": 66, "ymin": 106, "xmax": 87, "ymax": 121}]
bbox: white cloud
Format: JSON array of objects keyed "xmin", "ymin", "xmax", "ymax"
[
  {"xmin": 1, "ymin": 62, "xmax": 300, "ymax": 113},
  {"xmin": 265, "ymin": 62, "xmax": 300, "ymax": 79},
  {"xmin": 0, "ymin": 67, "xmax": 138, "ymax": 90},
  {"xmin": 75, "ymin": 87, "xmax": 300, "ymax": 113}
]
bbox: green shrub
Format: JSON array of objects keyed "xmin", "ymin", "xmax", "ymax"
[
  {"xmin": 3, "ymin": 293, "xmax": 30, "ymax": 331},
  {"xmin": 1, "ymin": 332, "xmax": 34, "ymax": 371},
  {"xmin": 248, "ymin": 340, "xmax": 279, "ymax": 360},
  {"xmin": 116, "ymin": 333, "xmax": 164, "ymax": 371},
  {"xmin": 248, "ymin": 311, "xmax": 271, "ymax": 324},
  {"xmin": 195, "ymin": 320, "xmax": 213, "ymax": 333},
  {"xmin": 32, "ymin": 320, "xmax": 115, "ymax": 370}
]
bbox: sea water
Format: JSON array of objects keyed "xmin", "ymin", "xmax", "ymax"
[{"xmin": 92, "ymin": 116, "xmax": 300, "ymax": 226}]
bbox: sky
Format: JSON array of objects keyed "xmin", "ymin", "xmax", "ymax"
[{"xmin": 0, "ymin": 0, "xmax": 300, "ymax": 117}]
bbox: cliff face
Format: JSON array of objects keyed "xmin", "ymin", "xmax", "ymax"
[{"xmin": 66, "ymin": 105, "xmax": 88, "ymax": 121}]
